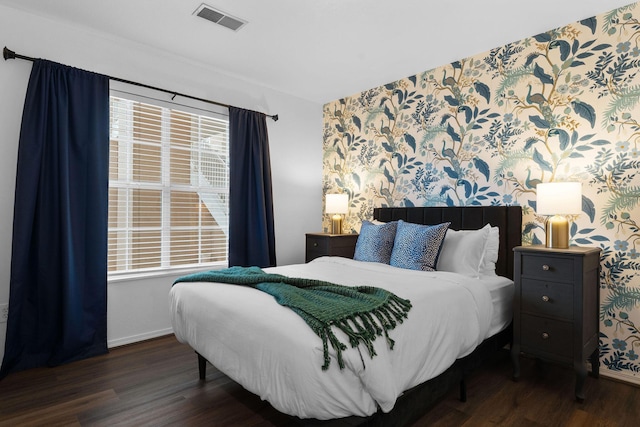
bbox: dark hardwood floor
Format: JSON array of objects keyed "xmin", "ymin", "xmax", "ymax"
[{"xmin": 0, "ymin": 334, "xmax": 638, "ymax": 426}]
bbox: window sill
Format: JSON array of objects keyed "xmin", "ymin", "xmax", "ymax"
[{"xmin": 108, "ymin": 262, "xmax": 226, "ymax": 284}]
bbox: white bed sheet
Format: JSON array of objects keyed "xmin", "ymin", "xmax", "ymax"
[
  {"xmin": 482, "ymin": 274, "xmax": 515, "ymax": 337},
  {"xmin": 169, "ymin": 256, "xmax": 513, "ymax": 420}
]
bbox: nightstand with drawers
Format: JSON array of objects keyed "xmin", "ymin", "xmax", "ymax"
[
  {"xmin": 305, "ymin": 233, "xmax": 359, "ymax": 262},
  {"xmin": 511, "ymin": 245, "xmax": 601, "ymax": 402}
]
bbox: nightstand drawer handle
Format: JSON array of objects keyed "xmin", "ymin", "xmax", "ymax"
[
  {"xmin": 313, "ymin": 242, "xmax": 318, "ymax": 247},
  {"xmin": 542, "ymin": 264, "xmax": 550, "ymax": 271},
  {"xmin": 541, "ymin": 295, "xmax": 550, "ymax": 302},
  {"xmin": 541, "ymin": 332, "xmax": 549, "ymax": 340}
]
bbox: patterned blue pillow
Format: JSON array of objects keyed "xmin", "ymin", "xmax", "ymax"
[
  {"xmin": 390, "ymin": 220, "xmax": 451, "ymax": 271},
  {"xmin": 353, "ymin": 221, "xmax": 398, "ymax": 264}
]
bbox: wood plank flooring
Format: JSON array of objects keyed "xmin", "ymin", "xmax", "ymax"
[{"xmin": 0, "ymin": 334, "xmax": 638, "ymax": 426}]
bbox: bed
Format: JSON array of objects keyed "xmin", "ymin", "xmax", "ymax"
[{"xmin": 169, "ymin": 206, "xmax": 522, "ymax": 426}]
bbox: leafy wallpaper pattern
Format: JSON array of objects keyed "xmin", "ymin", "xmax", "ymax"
[{"xmin": 322, "ymin": 3, "xmax": 640, "ymax": 383}]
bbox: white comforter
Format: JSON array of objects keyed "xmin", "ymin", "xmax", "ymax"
[{"xmin": 169, "ymin": 257, "xmax": 495, "ymax": 420}]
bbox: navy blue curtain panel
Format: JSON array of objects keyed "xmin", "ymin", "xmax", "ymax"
[
  {"xmin": 228, "ymin": 107, "xmax": 277, "ymax": 268},
  {"xmin": 0, "ymin": 60, "xmax": 109, "ymax": 379}
]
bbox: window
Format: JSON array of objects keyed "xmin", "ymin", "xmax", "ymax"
[{"xmin": 108, "ymin": 92, "xmax": 229, "ymax": 277}]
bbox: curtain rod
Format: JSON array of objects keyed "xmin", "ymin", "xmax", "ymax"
[{"xmin": 3, "ymin": 46, "xmax": 279, "ymax": 122}]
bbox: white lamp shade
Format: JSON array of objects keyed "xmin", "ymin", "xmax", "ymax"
[
  {"xmin": 536, "ymin": 182, "xmax": 582, "ymax": 215},
  {"xmin": 325, "ymin": 193, "xmax": 349, "ymax": 214}
]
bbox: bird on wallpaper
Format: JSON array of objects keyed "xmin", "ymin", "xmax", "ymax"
[
  {"xmin": 442, "ymin": 70, "xmax": 457, "ymax": 87},
  {"xmin": 526, "ymin": 84, "xmax": 546, "ymax": 105},
  {"xmin": 441, "ymin": 70, "xmax": 462, "ymax": 105},
  {"xmin": 526, "ymin": 84, "xmax": 555, "ymax": 124},
  {"xmin": 525, "ymin": 167, "xmax": 542, "ymax": 190}
]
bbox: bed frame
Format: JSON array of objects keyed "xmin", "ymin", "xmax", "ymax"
[{"xmin": 197, "ymin": 206, "xmax": 523, "ymax": 426}]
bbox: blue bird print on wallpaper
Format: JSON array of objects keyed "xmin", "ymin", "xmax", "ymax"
[
  {"xmin": 525, "ymin": 84, "xmax": 546, "ymax": 106},
  {"xmin": 524, "ymin": 167, "xmax": 542, "ymax": 190}
]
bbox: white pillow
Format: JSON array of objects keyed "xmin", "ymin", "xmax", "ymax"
[
  {"xmin": 480, "ymin": 226, "xmax": 500, "ymax": 276},
  {"xmin": 437, "ymin": 224, "xmax": 497, "ymax": 277}
]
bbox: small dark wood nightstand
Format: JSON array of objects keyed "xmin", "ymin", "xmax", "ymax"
[
  {"xmin": 305, "ymin": 233, "xmax": 359, "ymax": 262},
  {"xmin": 511, "ymin": 245, "xmax": 601, "ymax": 402}
]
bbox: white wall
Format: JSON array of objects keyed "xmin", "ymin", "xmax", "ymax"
[{"xmin": 0, "ymin": 5, "xmax": 323, "ymax": 358}]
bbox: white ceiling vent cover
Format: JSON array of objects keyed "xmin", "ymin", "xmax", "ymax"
[{"xmin": 194, "ymin": 4, "xmax": 247, "ymax": 31}]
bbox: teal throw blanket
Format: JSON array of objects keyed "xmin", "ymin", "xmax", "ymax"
[{"xmin": 174, "ymin": 266, "xmax": 412, "ymax": 370}]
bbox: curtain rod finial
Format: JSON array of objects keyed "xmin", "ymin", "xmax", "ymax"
[
  {"xmin": 3, "ymin": 47, "xmax": 16, "ymax": 61},
  {"xmin": 271, "ymin": 114, "xmax": 279, "ymax": 122}
]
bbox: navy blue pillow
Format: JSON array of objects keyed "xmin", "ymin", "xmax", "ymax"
[
  {"xmin": 353, "ymin": 221, "xmax": 398, "ymax": 264},
  {"xmin": 390, "ymin": 220, "xmax": 450, "ymax": 271}
]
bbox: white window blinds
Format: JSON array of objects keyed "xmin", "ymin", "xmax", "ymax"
[{"xmin": 108, "ymin": 95, "xmax": 229, "ymax": 276}]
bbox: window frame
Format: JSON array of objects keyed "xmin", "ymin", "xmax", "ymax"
[{"xmin": 107, "ymin": 83, "xmax": 230, "ymax": 282}]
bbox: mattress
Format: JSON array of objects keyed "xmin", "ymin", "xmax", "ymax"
[{"xmin": 169, "ymin": 256, "xmax": 513, "ymax": 420}]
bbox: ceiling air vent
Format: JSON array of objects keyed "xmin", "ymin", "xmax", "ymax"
[{"xmin": 194, "ymin": 4, "xmax": 247, "ymax": 32}]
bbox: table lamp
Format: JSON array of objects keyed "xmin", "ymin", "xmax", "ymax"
[
  {"xmin": 536, "ymin": 182, "xmax": 582, "ymax": 249},
  {"xmin": 325, "ymin": 193, "xmax": 349, "ymax": 234}
]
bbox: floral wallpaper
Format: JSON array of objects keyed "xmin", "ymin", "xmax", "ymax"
[{"xmin": 322, "ymin": 3, "xmax": 640, "ymax": 383}]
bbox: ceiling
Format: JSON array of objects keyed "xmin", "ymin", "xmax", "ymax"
[{"xmin": 0, "ymin": 0, "xmax": 635, "ymax": 104}]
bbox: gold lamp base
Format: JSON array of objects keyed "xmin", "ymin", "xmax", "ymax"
[
  {"xmin": 331, "ymin": 214, "xmax": 343, "ymax": 234},
  {"xmin": 545, "ymin": 214, "xmax": 570, "ymax": 249}
]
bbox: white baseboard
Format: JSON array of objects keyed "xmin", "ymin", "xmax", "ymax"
[
  {"xmin": 600, "ymin": 369, "xmax": 640, "ymax": 386},
  {"xmin": 107, "ymin": 328, "xmax": 174, "ymax": 348}
]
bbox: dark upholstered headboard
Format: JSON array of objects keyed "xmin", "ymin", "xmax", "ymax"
[{"xmin": 373, "ymin": 206, "xmax": 522, "ymax": 280}]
